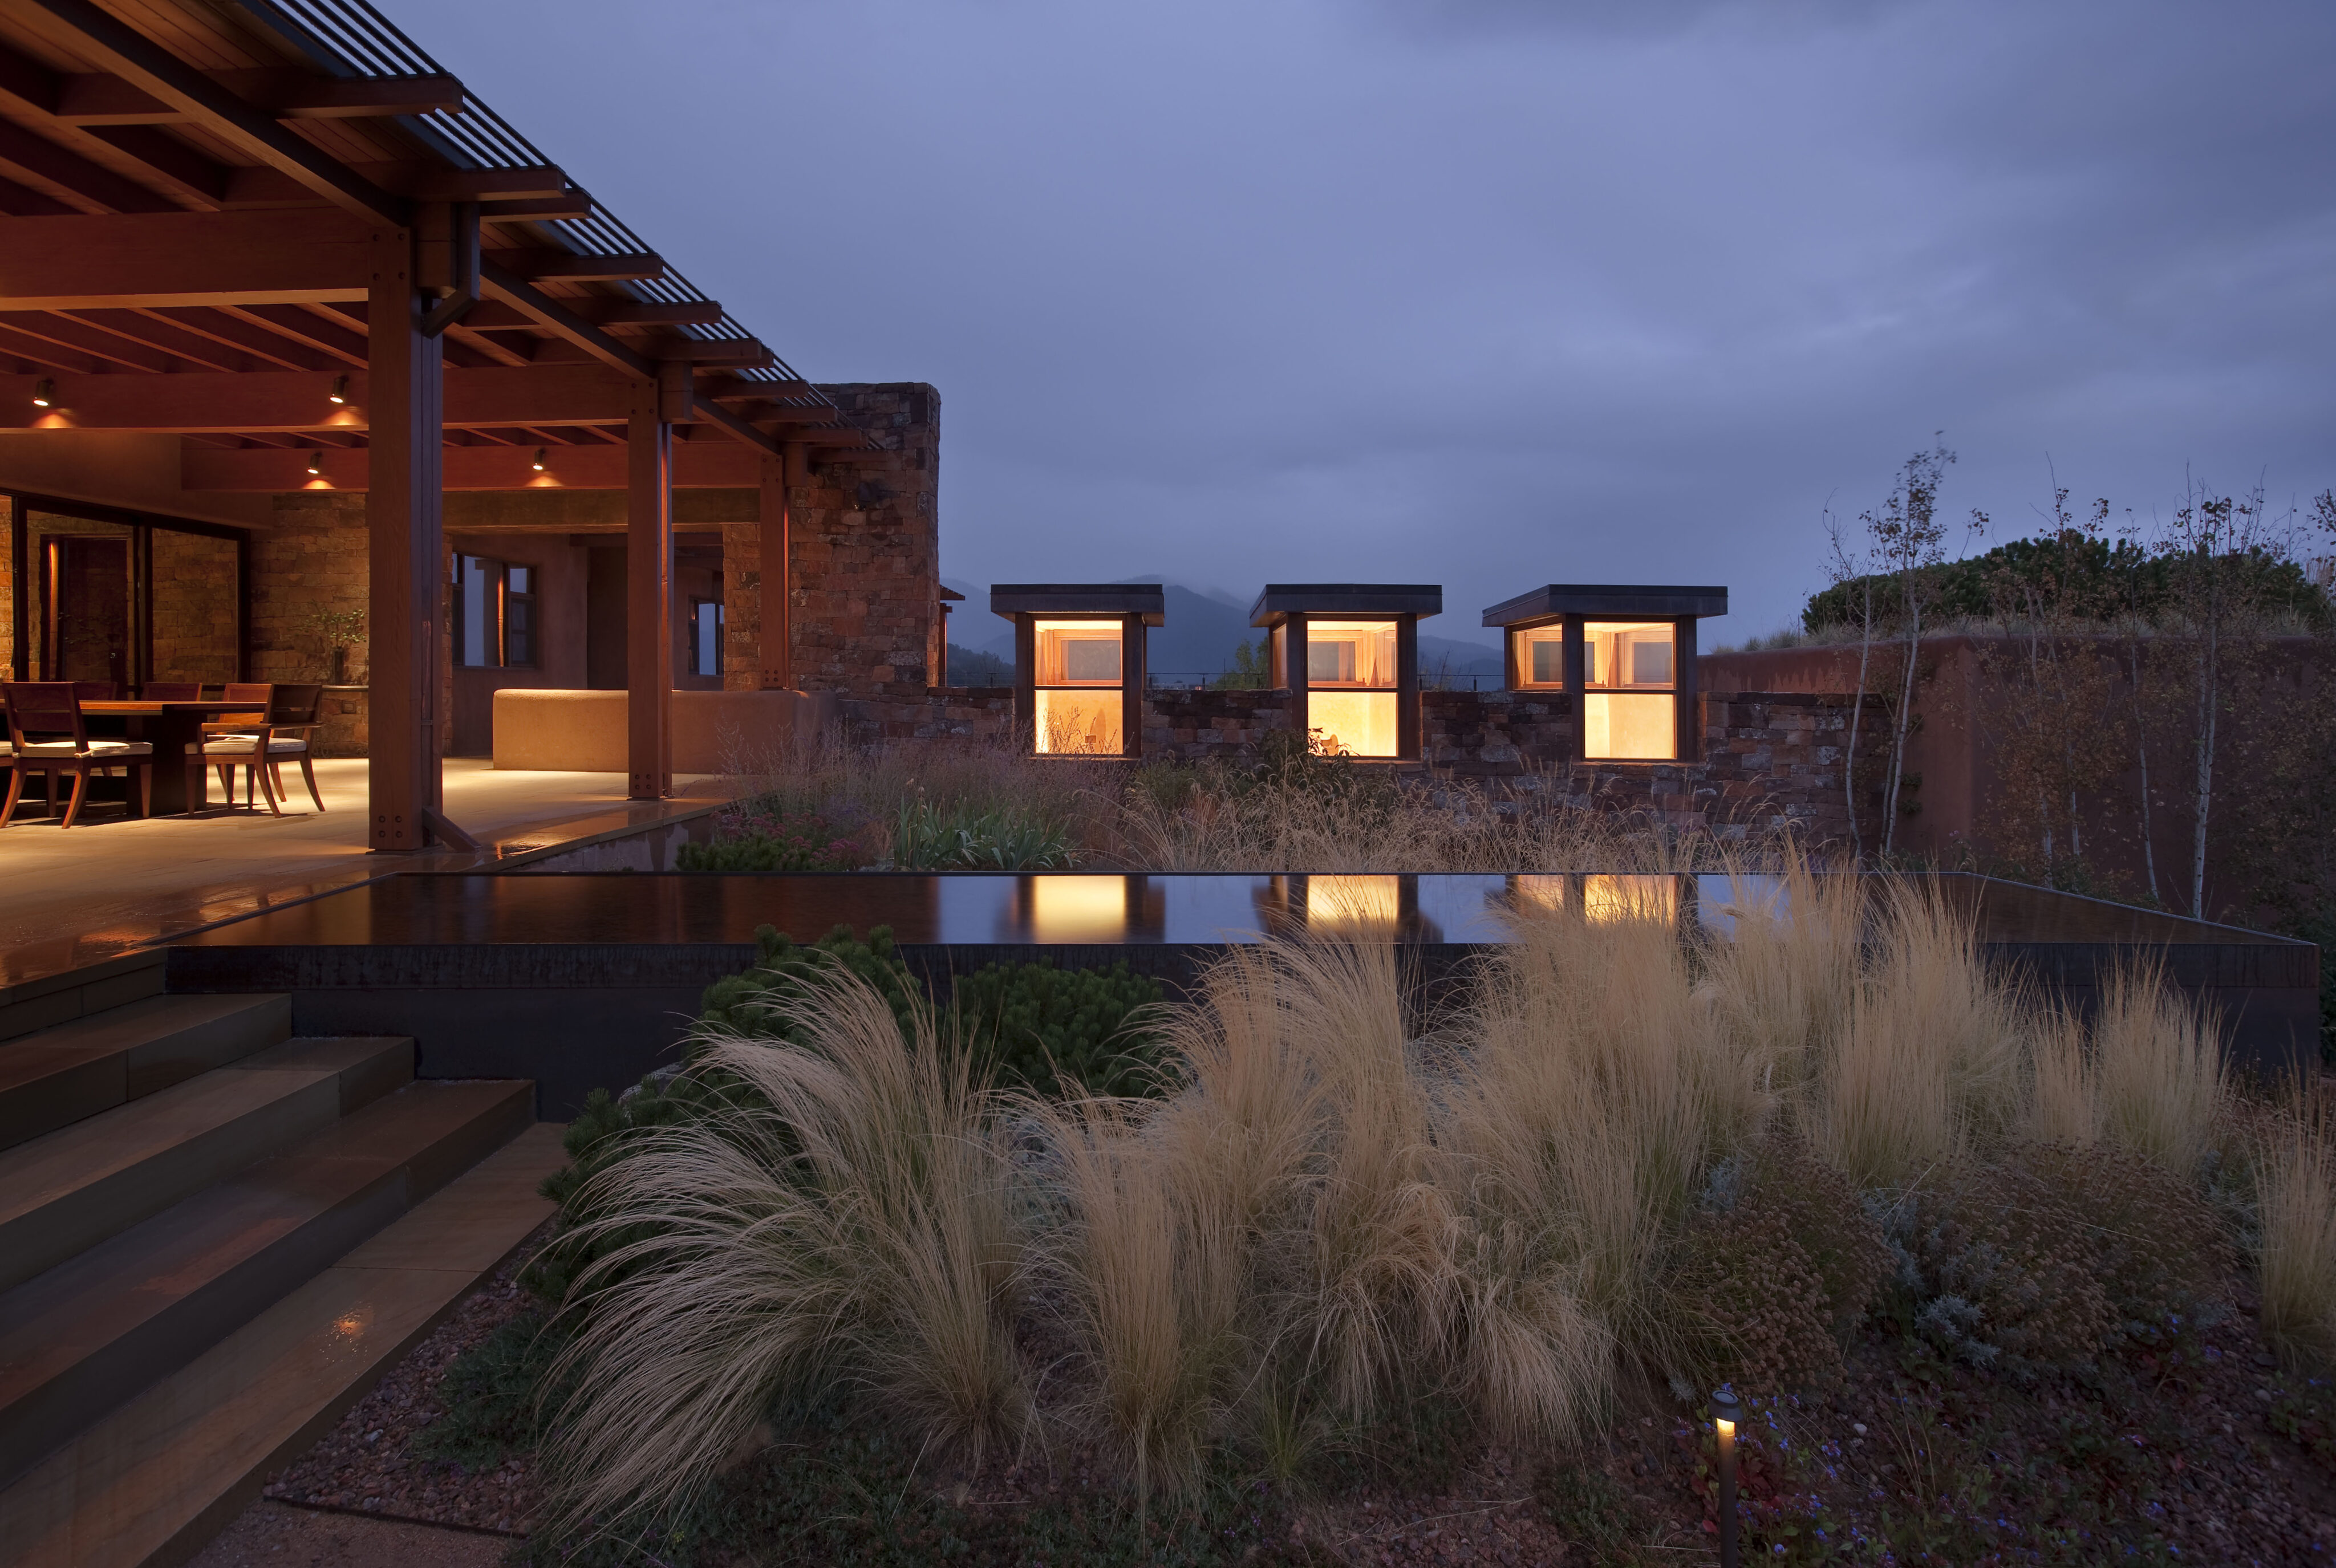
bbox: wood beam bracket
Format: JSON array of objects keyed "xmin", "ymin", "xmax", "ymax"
[
  {"xmin": 420, "ymin": 805, "xmax": 483, "ymax": 852},
  {"xmin": 418, "ymin": 201, "xmax": 479, "ymax": 338}
]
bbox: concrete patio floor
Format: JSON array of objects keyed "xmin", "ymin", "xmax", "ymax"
[{"xmin": 0, "ymin": 758, "xmax": 724, "ymax": 988}]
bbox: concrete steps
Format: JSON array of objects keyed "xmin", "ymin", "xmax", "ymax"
[
  {"xmin": 0, "ymin": 1036, "xmax": 409, "ymax": 1293},
  {"xmin": 0, "ymin": 970, "xmax": 557, "ymax": 1568},
  {"xmin": 0, "ymin": 1077, "xmax": 533, "ymax": 1490},
  {"xmin": 0, "ymin": 993, "xmax": 291, "ymax": 1153},
  {"xmin": 0, "ymin": 1124, "xmax": 564, "ymax": 1568}
]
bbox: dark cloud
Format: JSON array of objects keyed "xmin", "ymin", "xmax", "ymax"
[{"xmin": 397, "ymin": 0, "xmax": 2336, "ymax": 639}]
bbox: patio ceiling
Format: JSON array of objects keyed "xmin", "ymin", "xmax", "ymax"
[{"xmin": 0, "ymin": 0, "xmax": 866, "ymax": 482}]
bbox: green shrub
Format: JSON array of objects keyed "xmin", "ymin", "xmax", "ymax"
[
  {"xmin": 410, "ymin": 1312, "xmax": 569, "ymax": 1471},
  {"xmin": 1677, "ymin": 1143, "xmax": 1888, "ymax": 1390},
  {"xmin": 894, "ymin": 798, "xmax": 1075, "ymax": 870},
  {"xmin": 699, "ymin": 923, "xmax": 921, "ymax": 1042},
  {"xmin": 947, "ymin": 958, "xmax": 1167, "ymax": 1098}
]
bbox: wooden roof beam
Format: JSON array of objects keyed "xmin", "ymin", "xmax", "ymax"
[
  {"xmin": 477, "ymin": 259, "xmax": 655, "ymax": 379},
  {"xmin": 489, "ymin": 249, "xmax": 663, "ymax": 283},
  {"xmin": 225, "ymin": 164, "xmax": 573, "ymax": 205},
  {"xmin": 0, "ymin": 117, "xmax": 175, "ymax": 213},
  {"xmin": 0, "ymin": 363, "xmax": 651, "ymax": 431},
  {"xmin": 20, "ymin": 0, "xmax": 408, "ymax": 224},
  {"xmin": 55, "ymin": 70, "xmax": 465, "ymax": 125},
  {"xmin": 0, "ymin": 209, "xmax": 373, "ymax": 309}
]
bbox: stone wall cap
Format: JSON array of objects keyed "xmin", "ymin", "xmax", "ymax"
[
  {"xmin": 1250, "ymin": 584, "xmax": 1442, "ymax": 626},
  {"xmin": 1482, "ymin": 584, "xmax": 1729, "ymax": 627}
]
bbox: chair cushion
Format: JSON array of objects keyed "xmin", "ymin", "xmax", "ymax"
[
  {"xmin": 15, "ymin": 740, "xmax": 153, "ymax": 758},
  {"xmin": 201, "ymin": 736, "xmax": 308, "ymax": 756}
]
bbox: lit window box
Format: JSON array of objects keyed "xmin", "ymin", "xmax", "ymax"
[
  {"xmin": 1482, "ymin": 584, "xmax": 1728, "ymax": 762},
  {"xmin": 989, "ymin": 583, "xmax": 1164, "ymax": 757},
  {"xmin": 1250, "ymin": 583, "xmax": 1441, "ymax": 760}
]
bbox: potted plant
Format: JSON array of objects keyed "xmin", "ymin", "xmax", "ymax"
[{"xmin": 300, "ymin": 606, "xmax": 367, "ymax": 685}]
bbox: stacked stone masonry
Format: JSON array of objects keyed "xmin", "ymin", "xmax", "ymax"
[{"xmin": 845, "ymin": 686, "xmax": 1884, "ymax": 843}]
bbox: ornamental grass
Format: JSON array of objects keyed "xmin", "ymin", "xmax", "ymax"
[{"xmin": 534, "ymin": 867, "xmax": 2299, "ymax": 1543}]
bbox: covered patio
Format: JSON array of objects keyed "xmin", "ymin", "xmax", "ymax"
[{"xmin": 0, "ymin": 0, "xmax": 864, "ymax": 847}]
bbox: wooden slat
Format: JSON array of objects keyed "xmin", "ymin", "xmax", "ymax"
[{"xmin": 0, "ymin": 310, "xmax": 174, "ymax": 371}]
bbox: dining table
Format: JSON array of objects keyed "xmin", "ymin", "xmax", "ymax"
[{"xmin": 74, "ymin": 700, "xmax": 263, "ymax": 817}]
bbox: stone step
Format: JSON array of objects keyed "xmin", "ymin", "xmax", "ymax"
[
  {"xmin": 0, "ymin": 1120, "xmax": 565, "ymax": 1568},
  {"xmin": 0, "ymin": 1038, "xmax": 413, "ymax": 1295},
  {"xmin": 0, "ymin": 1078, "xmax": 535, "ymax": 1492},
  {"xmin": 0, "ymin": 994, "xmax": 293, "ymax": 1154}
]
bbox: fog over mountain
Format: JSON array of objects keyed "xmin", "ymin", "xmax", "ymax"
[{"xmin": 403, "ymin": 0, "xmax": 2336, "ymax": 637}]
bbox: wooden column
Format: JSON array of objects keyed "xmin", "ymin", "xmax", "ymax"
[
  {"xmin": 1013, "ymin": 613, "xmax": 1036, "ymax": 752},
  {"xmin": 367, "ymin": 224, "xmax": 444, "ymax": 850},
  {"xmin": 1121, "ymin": 612, "xmax": 1145, "ymax": 759},
  {"xmin": 756, "ymin": 447, "xmax": 794, "ymax": 689},
  {"xmin": 1284, "ymin": 613, "xmax": 1309, "ymax": 749},
  {"xmin": 626, "ymin": 379, "xmax": 674, "ymax": 800},
  {"xmin": 1396, "ymin": 615, "xmax": 1420, "ymax": 761},
  {"xmin": 1563, "ymin": 614, "xmax": 1587, "ymax": 762},
  {"xmin": 1674, "ymin": 615, "xmax": 1700, "ymax": 762}
]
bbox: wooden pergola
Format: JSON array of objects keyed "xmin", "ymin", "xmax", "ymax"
[{"xmin": 0, "ymin": 0, "xmax": 862, "ymax": 847}]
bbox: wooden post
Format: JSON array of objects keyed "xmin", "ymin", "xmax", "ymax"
[
  {"xmin": 367, "ymin": 224, "xmax": 444, "ymax": 850},
  {"xmin": 1674, "ymin": 615, "xmax": 1699, "ymax": 762},
  {"xmin": 1284, "ymin": 612, "xmax": 1309, "ymax": 749},
  {"xmin": 1396, "ymin": 614, "xmax": 1420, "ymax": 761},
  {"xmin": 1013, "ymin": 613, "xmax": 1036, "ymax": 752},
  {"xmin": 756, "ymin": 448, "xmax": 792, "ymax": 689},
  {"xmin": 1121, "ymin": 611, "xmax": 1145, "ymax": 759},
  {"xmin": 626, "ymin": 377, "xmax": 674, "ymax": 799},
  {"xmin": 1563, "ymin": 614, "xmax": 1587, "ymax": 762}
]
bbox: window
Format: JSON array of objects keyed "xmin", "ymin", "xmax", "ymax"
[
  {"xmin": 451, "ymin": 554, "xmax": 538, "ymax": 669},
  {"xmin": 690, "ymin": 598, "xmax": 724, "ymax": 677},
  {"xmin": 1513, "ymin": 625, "xmax": 1566, "ymax": 687},
  {"xmin": 1583, "ymin": 620, "xmax": 1675, "ymax": 759},
  {"xmin": 1303, "ymin": 619, "xmax": 1398, "ymax": 757},
  {"xmin": 1032, "ymin": 619, "xmax": 1125, "ymax": 754}
]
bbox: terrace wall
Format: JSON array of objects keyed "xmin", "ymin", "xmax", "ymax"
[{"xmin": 845, "ymin": 685, "xmax": 1884, "ymax": 843}]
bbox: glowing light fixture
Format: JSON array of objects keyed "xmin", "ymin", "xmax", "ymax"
[
  {"xmin": 530, "ymin": 447, "xmax": 547, "ymax": 472},
  {"xmin": 305, "ymin": 450, "xmax": 324, "ymax": 476},
  {"xmin": 327, "ymin": 373, "xmax": 348, "ymax": 404},
  {"xmin": 1711, "ymin": 1387, "xmax": 1741, "ymax": 1568},
  {"xmin": 31, "ymin": 378, "xmax": 54, "ymax": 408}
]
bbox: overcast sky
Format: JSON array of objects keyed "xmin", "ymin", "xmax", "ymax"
[{"xmin": 401, "ymin": 0, "xmax": 2336, "ymax": 641}]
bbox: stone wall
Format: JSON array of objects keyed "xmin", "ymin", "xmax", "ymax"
[
  {"xmin": 846, "ymin": 684, "xmax": 1884, "ymax": 844},
  {"xmin": 723, "ymin": 382, "xmax": 941, "ymax": 701},
  {"xmin": 147, "ymin": 527, "xmax": 239, "ymax": 683},
  {"xmin": 249, "ymin": 491, "xmax": 370, "ymax": 685}
]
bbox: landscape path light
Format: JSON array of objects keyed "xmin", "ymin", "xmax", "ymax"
[{"xmin": 1711, "ymin": 1386, "xmax": 1741, "ymax": 1568}]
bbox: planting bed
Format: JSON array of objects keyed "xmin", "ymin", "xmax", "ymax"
[{"xmin": 260, "ymin": 1249, "xmax": 2336, "ymax": 1564}]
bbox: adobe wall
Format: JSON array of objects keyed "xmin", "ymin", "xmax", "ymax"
[{"xmin": 843, "ymin": 686, "xmax": 1883, "ymax": 844}]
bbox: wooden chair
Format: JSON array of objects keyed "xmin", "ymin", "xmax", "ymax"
[
  {"xmin": 200, "ymin": 683, "xmax": 325, "ymax": 814},
  {"xmin": 141, "ymin": 681, "xmax": 203, "ymax": 701},
  {"xmin": 1, "ymin": 681, "xmax": 153, "ymax": 827},
  {"xmin": 202, "ymin": 682, "xmax": 271, "ymax": 802}
]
